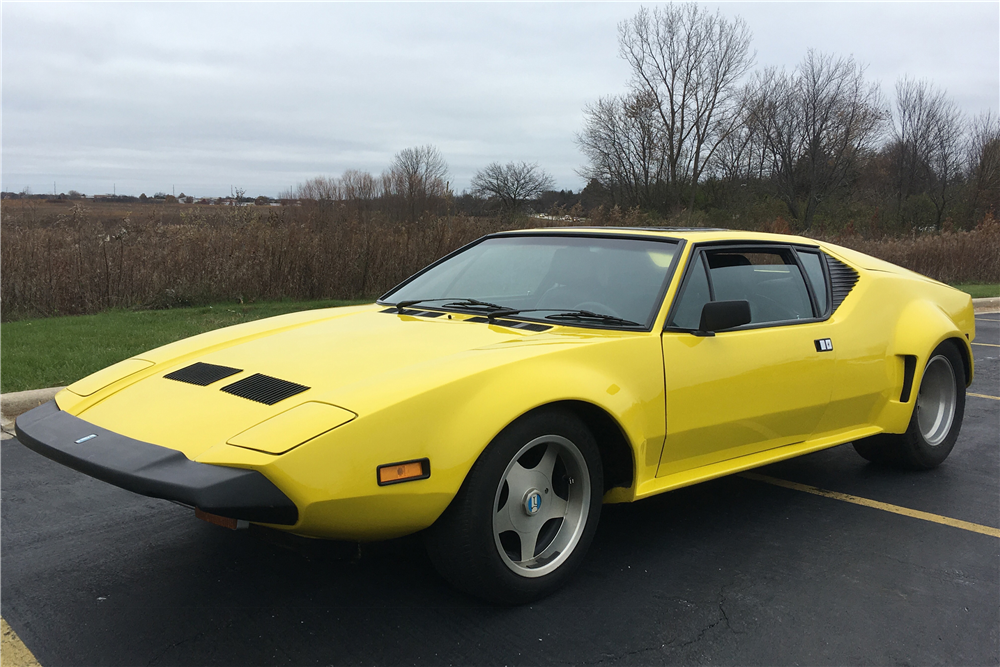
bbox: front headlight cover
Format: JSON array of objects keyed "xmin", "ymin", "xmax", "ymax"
[{"xmin": 227, "ymin": 401, "xmax": 356, "ymax": 455}]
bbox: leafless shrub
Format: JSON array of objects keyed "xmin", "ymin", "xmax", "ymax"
[
  {"xmin": 832, "ymin": 212, "xmax": 1000, "ymax": 284},
  {"xmin": 2, "ymin": 202, "xmax": 995, "ymax": 322}
]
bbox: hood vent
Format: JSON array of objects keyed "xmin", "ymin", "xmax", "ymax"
[
  {"xmin": 381, "ymin": 307, "xmax": 445, "ymax": 318},
  {"xmin": 466, "ymin": 316, "xmax": 552, "ymax": 332},
  {"xmin": 825, "ymin": 255, "xmax": 860, "ymax": 312},
  {"xmin": 511, "ymin": 322, "xmax": 552, "ymax": 332},
  {"xmin": 165, "ymin": 362, "xmax": 242, "ymax": 386},
  {"xmin": 221, "ymin": 374, "xmax": 310, "ymax": 405}
]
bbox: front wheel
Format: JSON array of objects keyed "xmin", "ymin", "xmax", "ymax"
[
  {"xmin": 854, "ymin": 341, "xmax": 966, "ymax": 469},
  {"xmin": 424, "ymin": 409, "xmax": 603, "ymax": 604}
]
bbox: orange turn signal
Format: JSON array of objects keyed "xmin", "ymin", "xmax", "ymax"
[
  {"xmin": 377, "ymin": 458, "xmax": 430, "ymax": 486},
  {"xmin": 195, "ymin": 508, "xmax": 245, "ymax": 530}
]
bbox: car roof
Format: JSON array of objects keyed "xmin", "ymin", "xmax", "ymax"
[{"xmin": 495, "ymin": 226, "xmax": 823, "ymax": 247}]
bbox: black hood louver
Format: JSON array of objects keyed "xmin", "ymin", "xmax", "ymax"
[
  {"xmin": 220, "ymin": 373, "xmax": 310, "ymax": 405},
  {"xmin": 164, "ymin": 362, "xmax": 242, "ymax": 386},
  {"xmin": 464, "ymin": 316, "xmax": 552, "ymax": 332},
  {"xmin": 825, "ymin": 254, "xmax": 860, "ymax": 312},
  {"xmin": 381, "ymin": 307, "xmax": 445, "ymax": 318}
]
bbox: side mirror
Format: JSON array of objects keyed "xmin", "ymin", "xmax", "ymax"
[{"xmin": 696, "ymin": 300, "xmax": 751, "ymax": 336}]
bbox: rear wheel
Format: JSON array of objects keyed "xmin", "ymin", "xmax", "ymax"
[
  {"xmin": 854, "ymin": 341, "xmax": 966, "ymax": 469},
  {"xmin": 424, "ymin": 409, "xmax": 603, "ymax": 604}
]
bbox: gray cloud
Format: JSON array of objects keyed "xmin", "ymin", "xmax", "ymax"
[{"xmin": 3, "ymin": 2, "xmax": 997, "ymax": 197}]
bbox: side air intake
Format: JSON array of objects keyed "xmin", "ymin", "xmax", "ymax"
[
  {"xmin": 221, "ymin": 374, "xmax": 310, "ymax": 405},
  {"xmin": 825, "ymin": 255, "xmax": 860, "ymax": 312},
  {"xmin": 164, "ymin": 362, "xmax": 242, "ymax": 386}
]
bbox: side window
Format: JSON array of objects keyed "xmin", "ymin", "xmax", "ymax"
[
  {"xmin": 796, "ymin": 250, "xmax": 828, "ymax": 316},
  {"xmin": 668, "ymin": 253, "xmax": 711, "ymax": 329},
  {"xmin": 705, "ymin": 248, "xmax": 813, "ymax": 325}
]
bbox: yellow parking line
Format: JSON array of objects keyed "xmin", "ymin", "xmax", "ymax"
[
  {"xmin": 972, "ymin": 342, "xmax": 999, "ymax": 347},
  {"xmin": 739, "ymin": 472, "xmax": 1000, "ymax": 539},
  {"xmin": 969, "ymin": 393, "xmax": 1000, "ymax": 401},
  {"xmin": 1, "ymin": 619, "xmax": 41, "ymax": 667}
]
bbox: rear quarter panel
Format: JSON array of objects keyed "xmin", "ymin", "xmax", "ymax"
[{"xmin": 818, "ymin": 245, "xmax": 974, "ymax": 437}]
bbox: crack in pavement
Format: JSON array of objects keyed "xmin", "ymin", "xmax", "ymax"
[
  {"xmin": 146, "ymin": 630, "xmax": 207, "ymax": 667},
  {"xmin": 582, "ymin": 584, "xmax": 742, "ymax": 665}
]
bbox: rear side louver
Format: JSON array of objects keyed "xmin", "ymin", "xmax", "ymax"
[
  {"xmin": 165, "ymin": 362, "xmax": 242, "ymax": 386},
  {"xmin": 221, "ymin": 374, "xmax": 310, "ymax": 405},
  {"xmin": 825, "ymin": 255, "xmax": 859, "ymax": 312}
]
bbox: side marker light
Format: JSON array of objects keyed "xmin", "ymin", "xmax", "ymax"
[
  {"xmin": 377, "ymin": 458, "xmax": 431, "ymax": 486},
  {"xmin": 195, "ymin": 508, "xmax": 249, "ymax": 530}
]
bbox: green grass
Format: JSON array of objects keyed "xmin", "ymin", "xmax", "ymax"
[
  {"xmin": 1, "ymin": 299, "xmax": 370, "ymax": 393},
  {"xmin": 951, "ymin": 283, "xmax": 1000, "ymax": 298}
]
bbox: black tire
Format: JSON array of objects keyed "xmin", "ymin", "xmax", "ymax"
[
  {"xmin": 853, "ymin": 341, "xmax": 966, "ymax": 470},
  {"xmin": 424, "ymin": 408, "xmax": 603, "ymax": 605}
]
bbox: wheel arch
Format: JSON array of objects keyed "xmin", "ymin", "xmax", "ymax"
[
  {"xmin": 892, "ymin": 298, "xmax": 974, "ymax": 385},
  {"xmin": 944, "ymin": 335, "xmax": 973, "ymax": 388},
  {"xmin": 518, "ymin": 400, "xmax": 635, "ymax": 495}
]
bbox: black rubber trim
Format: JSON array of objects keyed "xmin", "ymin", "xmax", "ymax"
[{"xmin": 14, "ymin": 401, "xmax": 298, "ymax": 525}]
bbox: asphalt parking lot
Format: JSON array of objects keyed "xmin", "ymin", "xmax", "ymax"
[{"xmin": 2, "ymin": 314, "xmax": 997, "ymax": 666}]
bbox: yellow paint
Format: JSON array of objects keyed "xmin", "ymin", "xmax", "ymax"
[
  {"xmin": 659, "ymin": 322, "xmax": 835, "ymax": 476},
  {"xmin": 969, "ymin": 393, "xmax": 1000, "ymax": 401},
  {"xmin": 50, "ymin": 229, "xmax": 977, "ymax": 541},
  {"xmin": 740, "ymin": 472, "xmax": 1000, "ymax": 539},
  {"xmin": 972, "ymin": 342, "xmax": 999, "ymax": 347},
  {"xmin": 66, "ymin": 358, "xmax": 153, "ymax": 397},
  {"xmin": 1, "ymin": 619, "xmax": 41, "ymax": 667}
]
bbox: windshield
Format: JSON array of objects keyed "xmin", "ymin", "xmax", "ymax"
[{"xmin": 381, "ymin": 235, "xmax": 680, "ymax": 329}]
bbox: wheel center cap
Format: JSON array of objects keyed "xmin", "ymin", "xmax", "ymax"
[{"xmin": 523, "ymin": 489, "xmax": 542, "ymax": 516}]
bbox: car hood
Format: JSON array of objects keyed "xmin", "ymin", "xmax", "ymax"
[{"xmin": 65, "ymin": 305, "xmax": 609, "ymax": 460}]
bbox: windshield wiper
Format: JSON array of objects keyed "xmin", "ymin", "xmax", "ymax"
[
  {"xmin": 390, "ymin": 297, "xmax": 507, "ymax": 313},
  {"xmin": 486, "ymin": 308, "xmax": 642, "ymax": 328}
]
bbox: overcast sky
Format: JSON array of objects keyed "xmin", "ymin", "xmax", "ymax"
[{"xmin": 3, "ymin": 2, "xmax": 998, "ymax": 198}]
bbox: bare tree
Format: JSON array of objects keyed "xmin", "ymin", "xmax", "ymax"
[
  {"xmin": 617, "ymin": 3, "xmax": 754, "ymax": 209},
  {"xmin": 384, "ymin": 145, "xmax": 449, "ymax": 222},
  {"xmin": 340, "ymin": 169, "xmax": 381, "ymax": 220},
  {"xmin": 708, "ymin": 79, "xmax": 775, "ymax": 184},
  {"xmin": 966, "ymin": 111, "xmax": 1000, "ymax": 221},
  {"xmin": 577, "ymin": 91, "xmax": 668, "ymax": 210},
  {"xmin": 296, "ymin": 175, "xmax": 341, "ymax": 201},
  {"xmin": 749, "ymin": 52, "xmax": 886, "ymax": 229},
  {"xmin": 891, "ymin": 78, "xmax": 966, "ymax": 228},
  {"xmin": 471, "ymin": 161, "xmax": 555, "ymax": 213}
]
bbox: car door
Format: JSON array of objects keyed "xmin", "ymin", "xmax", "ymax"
[{"xmin": 657, "ymin": 244, "xmax": 836, "ymax": 477}]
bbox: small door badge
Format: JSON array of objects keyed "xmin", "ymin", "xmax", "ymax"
[
  {"xmin": 75, "ymin": 434, "xmax": 98, "ymax": 444},
  {"xmin": 814, "ymin": 338, "xmax": 833, "ymax": 352}
]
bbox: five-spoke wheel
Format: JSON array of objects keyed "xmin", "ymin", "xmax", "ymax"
[
  {"xmin": 492, "ymin": 435, "xmax": 592, "ymax": 578},
  {"xmin": 425, "ymin": 409, "xmax": 603, "ymax": 604}
]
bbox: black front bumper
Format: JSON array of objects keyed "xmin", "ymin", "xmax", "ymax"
[{"xmin": 15, "ymin": 400, "xmax": 298, "ymax": 525}]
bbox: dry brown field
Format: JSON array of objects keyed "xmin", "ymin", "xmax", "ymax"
[{"xmin": 2, "ymin": 200, "xmax": 997, "ymax": 321}]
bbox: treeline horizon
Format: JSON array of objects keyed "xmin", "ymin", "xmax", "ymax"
[
  {"xmin": 4, "ymin": 1, "xmax": 998, "ymax": 247},
  {"xmin": 573, "ymin": 3, "xmax": 998, "ymax": 236}
]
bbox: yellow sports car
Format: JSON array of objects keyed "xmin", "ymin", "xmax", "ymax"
[{"xmin": 16, "ymin": 228, "xmax": 974, "ymax": 603}]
